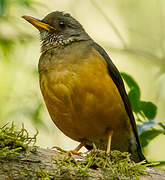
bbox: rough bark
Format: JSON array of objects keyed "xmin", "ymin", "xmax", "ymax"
[{"xmin": 0, "ymin": 147, "xmax": 164, "ymax": 180}]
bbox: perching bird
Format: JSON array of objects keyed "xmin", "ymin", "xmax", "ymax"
[{"xmin": 22, "ymin": 11, "xmax": 145, "ymax": 162}]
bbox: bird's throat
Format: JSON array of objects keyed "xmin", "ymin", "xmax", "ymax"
[{"xmin": 40, "ymin": 31, "xmax": 91, "ymax": 54}]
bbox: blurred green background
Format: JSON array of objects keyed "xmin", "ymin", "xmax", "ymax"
[{"xmin": 0, "ymin": 0, "xmax": 165, "ymax": 164}]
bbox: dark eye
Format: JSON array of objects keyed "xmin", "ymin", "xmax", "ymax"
[{"xmin": 59, "ymin": 21, "xmax": 65, "ymax": 28}]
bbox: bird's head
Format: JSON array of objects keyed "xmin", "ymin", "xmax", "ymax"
[{"xmin": 22, "ymin": 11, "xmax": 90, "ymax": 52}]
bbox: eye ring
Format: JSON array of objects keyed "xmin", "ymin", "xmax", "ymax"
[{"xmin": 59, "ymin": 21, "xmax": 65, "ymax": 28}]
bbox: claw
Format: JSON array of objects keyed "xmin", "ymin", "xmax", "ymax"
[
  {"xmin": 52, "ymin": 142, "xmax": 85, "ymax": 156},
  {"xmin": 52, "ymin": 146, "xmax": 67, "ymax": 153}
]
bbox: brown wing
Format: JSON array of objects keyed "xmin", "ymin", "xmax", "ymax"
[{"xmin": 92, "ymin": 42, "xmax": 145, "ymax": 161}]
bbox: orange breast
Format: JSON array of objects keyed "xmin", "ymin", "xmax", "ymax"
[{"xmin": 39, "ymin": 47, "xmax": 132, "ymax": 151}]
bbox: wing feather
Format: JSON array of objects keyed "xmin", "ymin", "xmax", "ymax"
[{"xmin": 92, "ymin": 42, "xmax": 145, "ymax": 161}]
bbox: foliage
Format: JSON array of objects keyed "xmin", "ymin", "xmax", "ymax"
[
  {"xmin": 0, "ymin": 0, "xmax": 47, "ymax": 129},
  {"xmin": 121, "ymin": 72, "xmax": 165, "ymax": 151},
  {"xmin": 0, "ymin": 0, "xmax": 37, "ymax": 59},
  {"xmin": 0, "ymin": 122, "xmax": 38, "ymax": 157}
]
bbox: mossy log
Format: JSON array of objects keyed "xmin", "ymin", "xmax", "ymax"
[{"xmin": 0, "ymin": 147, "xmax": 165, "ymax": 180}]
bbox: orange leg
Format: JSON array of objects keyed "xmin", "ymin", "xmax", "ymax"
[
  {"xmin": 106, "ymin": 130, "xmax": 113, "ymax": 154},
  {"xmin": 52, "ymin": 142, "xmax": 85, "ymax": 155},
  {"xmin": 72, "ymin": 142, "xmax": 85, "ymax": 153}
]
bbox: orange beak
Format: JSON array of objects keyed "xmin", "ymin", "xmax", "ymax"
[{"xmin": 22, "ymin": 15, "xmax": 56, "ymax": 31}]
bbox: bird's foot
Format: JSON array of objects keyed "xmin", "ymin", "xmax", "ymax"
[
  {"xmin": 52, "ymin": 144, "xmax": 83, "ymax": 156},
  {"xmin": 86, "ymin": 143, "xmax": 103, "ymax": 154},
  {"xmin": 52, "ymin": 146, "xmax": 67, "ymax": 153},
  {"xmin": 87, "ymin": 142, "xmax": 111, "ymax": 155},
  {"xmin": 68, "ymin": 150, "xmax": 82, "ymax": 156}
]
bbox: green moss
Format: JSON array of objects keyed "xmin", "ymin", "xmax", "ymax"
[
  {"xmin": 0, "ymin": 122, "xmax": 38, "ymax": 157},
  {"xmin": 0, "ymin": 123, "xmax": 148, "ymax": 179},
  {"xmin": 35, "ymin": 169, "xmax": 54, "ymax": 180},
  {"xmin": 53, "ymin": 150, "xmax": 148, "ymax": 179}
]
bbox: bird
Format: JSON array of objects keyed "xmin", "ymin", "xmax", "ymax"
[{"xmin": 22, "ymin": 11, "xmax": 145, "ymax": 162}]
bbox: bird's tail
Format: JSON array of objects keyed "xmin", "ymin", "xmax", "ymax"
[{"xmin": 131, "ymin": 149, "xmax": 146, "ymax": 163}]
